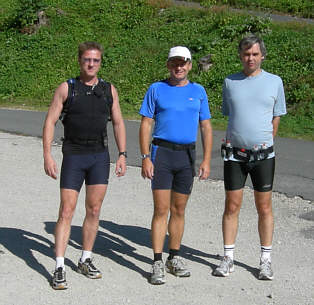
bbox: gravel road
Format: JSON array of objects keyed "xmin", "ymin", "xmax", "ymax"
[{"xmin": 0, "ymin": 132, "xmax": 313, "ymax": 305}]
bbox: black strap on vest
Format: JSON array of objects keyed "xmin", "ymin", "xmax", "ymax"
[{"xmin": 59, "ymin": 77, "xmax": 113, "ymax": 123}]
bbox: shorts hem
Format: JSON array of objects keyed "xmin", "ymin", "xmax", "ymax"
[{"xmin": 60, "ymin": 186, "xmax": 80, "ymax": 192}]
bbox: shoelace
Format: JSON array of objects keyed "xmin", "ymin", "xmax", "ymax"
[
  {"xmin": 55, "ymin": 268, "xmax": 64, "ymax": 281},
  {"xmin": 85, "ymin": 259, "xmax": 97, "ymax": 271},
  {"xmin": 153, "ymin": 261, "xmax": 164, "ymax": 273},
  {"xmin": 261, "ymin": 260, "xmax": 271, "ymax": 272},
  {"xmin": 172, "ymin": 257, "xmax": 186, "ymax": 269},
  {"xmin": 219, "ymin": 257, "xmax": 232, "ymax": 270}
]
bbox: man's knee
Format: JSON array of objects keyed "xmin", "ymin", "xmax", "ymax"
[
  {"xmin": 153, "ymin": 205, "xmax": 169, "ymax": 218},
  {"xmin": 170, "ymin": 205, "xmax": 185, "ymax": 218},
  {"xmin": 58, "ymin": 204, "xmax": 76, "ymax": 222},
  {"xmin": 255, "ymin": 191, "xmax": 272, "ymax": 217},
  {"xmin": 256, "ymin": 201, "xmax": 272, "ymax": 217},
  {"xmin": 224, "ymin": 203, "xmax": 241, "ymax": 216},
  {"xmin": 86, "ymin": 199, "xmax": 103, "ymax": 218},
  {"xmin": 224, "ymin": 191, "xmax": 243, "ymax": 216},
  {"xmin": 170, "ymin": 199, "xmax": 188, "ymax": 217}
]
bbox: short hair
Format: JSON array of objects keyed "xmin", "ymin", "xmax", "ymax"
[
  {"xmin": 78, "ymin": 41, "xmax": 104, "ymax": 59},
  {"xmin": 238, "ymin": 35, "xmax": 266, "ymax": 57}
]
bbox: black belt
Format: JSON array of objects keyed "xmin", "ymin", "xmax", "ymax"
[
  {"xmin": 63, "ymin": 137, "xmax": 103, "ymax": 145},
  {"xmin": 152, "ymin": 138, "xmax": 195, "ymax": 151}
]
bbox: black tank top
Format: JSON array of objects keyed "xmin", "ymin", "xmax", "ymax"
[{"xmin": 62, "ymin": 79, "xmax": 111, "ymax": 155}]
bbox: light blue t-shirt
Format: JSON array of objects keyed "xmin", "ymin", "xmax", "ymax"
[
  {"xmin": 139, "ymin": 80, "xmax": 211, "ymax": 144},
  {"xmin": 222, "ymin": 70, "xmax": 286, "ymax": 153}
]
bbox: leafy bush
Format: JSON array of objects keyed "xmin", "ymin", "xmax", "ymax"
[
  {"xmin": 0, "ymin": 0, "xmax": 313, "ymax": 139},
  {"xmin": 192, "ymin": 0, "xmax": 314, "ymax": 18},
  {"xmin": 0, "ymin": 0, "xmax": 47, "ymax": 31}
]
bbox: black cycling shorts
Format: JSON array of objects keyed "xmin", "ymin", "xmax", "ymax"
[
  {"xmin": 60, "ymin": 151, "xmax": 110, "ymax": 192},
  {"xmin": 151, "ymin": 144, "xmax": 194, "ymax": 195},
  {"xmin": 224, "ymin": 157, "xmax": 275, "ymax": 192}
]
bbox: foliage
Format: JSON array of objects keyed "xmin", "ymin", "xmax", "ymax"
[
  {"xmin": 0, "ymin": 0, "xmax": 313, "ymax": 140},
  {"xmin": 194, "ymin": 0, "xmax": 314, "ymax": 18},
  {"xmin": 0, "ymin": 0, "xmax": 47, "ymax": 30}
]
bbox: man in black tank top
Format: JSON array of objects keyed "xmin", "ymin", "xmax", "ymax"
[{"xmin": 43, "ymin": 42, "xmax": 127, "ymax": 290}]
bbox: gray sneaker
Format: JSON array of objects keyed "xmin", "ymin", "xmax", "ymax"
[
  {"xmin": 77, "ymin": 258, "xmax": 102, "ymax": 279},
  {"xmin": 150, "ymin": 260, "xmax": 166, "ymax": 285},
  {"xmin": 165, "ymin": 256, "xmax": 191, "ymax": 277},
  {"xmin": 52, "ymin": 267, "xmax": 68, "ymax": 290},
  {"xmin": 258, "ymin": 258, "xmax": 274, "ymax": 280},
  {"xmin": 213, "ymin": 256, "xmax": 234, "ymax": 277}
]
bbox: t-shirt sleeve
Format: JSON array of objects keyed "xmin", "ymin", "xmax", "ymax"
[
  {"xmin": 222, "ymin": 79, "xmax": 229, "ymax": 116},
  {"xmin": 199, "ymin": 86, "xmax": 211, "ymax": 121},
  {"xmin": 139, "ymin": 84, "xmax": 156, "ymax": 118},
  {"xmin": 273, "ymin": 77, "xmax": 287, "ymax": 117}
]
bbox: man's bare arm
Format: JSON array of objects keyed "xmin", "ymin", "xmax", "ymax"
[
  {"xmin": 139, "ymin": 116, "xmax": 154, "ymax": 179},
  {"xmin": 272, "ymin": 116, "xmax": 281, "ymax": 138},
  {"xmin": 42, "ymin": 82, "xmax": 68, "ymax": 179},
  {"xmin": 198, "ymin": 119, "xmax": 213, "ymax": 180},
  {"xmin": 111, "ymin": 84, "xmax": 127, "ymax": 177}
]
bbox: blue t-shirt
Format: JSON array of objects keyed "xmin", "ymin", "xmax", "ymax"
[
  {"xmin": 222, "ymin": 70, "xmax": 286, "ymax": 151},
  {"xmin": 139, "ymin": 80, "xmax": 211, "ymax": 144}
]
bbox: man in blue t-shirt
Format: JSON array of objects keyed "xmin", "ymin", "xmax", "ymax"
[
  {"xmin": 139, "ymin": 46, "xmax": 213, "ymax": 285},
  {"xmin": 213, "ymin": 35, "xmax": 286, "ymax": 280}
]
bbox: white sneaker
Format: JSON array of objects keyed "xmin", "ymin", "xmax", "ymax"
[{"xmin": 213, "ymin": 256, "xmax": 234, "ymax": 277}]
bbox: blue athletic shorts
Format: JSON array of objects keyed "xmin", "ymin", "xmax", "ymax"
[
  {"xmin": 224, "ymin": 157, "xmax": 275, "ymax": 192},
  {"xmin": 151, "ymin": 144, "xmax": 194, "ymax": 195},
  {"xmin": 60, "ymin": 151, "xmax": 110, "ymax": 192}
]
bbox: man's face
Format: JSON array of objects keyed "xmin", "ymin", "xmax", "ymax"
[
  {"xmin": 239, "ymin": 43, "xmax": 264, "ymax": 76},
  {"xmin": 79, "ymin": 49, "xmax": 102, "ymax": 78},
  {"xmin": 167, "ymin": 57, "xmax": 192, "ymax": 81}
]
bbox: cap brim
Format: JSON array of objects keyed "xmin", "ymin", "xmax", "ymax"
[{"xmin": 168, "ymin": 56, "xmax": 190, "ymax": 61}]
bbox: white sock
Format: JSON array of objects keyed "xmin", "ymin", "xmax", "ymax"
[
  {"xmin": 80, "ymin": 250, "xmax": 92, "ymax": 262},
  {"xmin": 56, "ymin": 257, "xmax": 65, "ymax": 270},
  {"xmin": 261, "ymin": 245, "xmax": 272, "ymax": 261},
  {"xmin": 224, "ymin": 244, "xmax": 235, "ymax": 260}
]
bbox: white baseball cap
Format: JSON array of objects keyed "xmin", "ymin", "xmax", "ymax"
[{"xmin": 168, "ymin": 46, "xmax": 192, "ymax": 61}]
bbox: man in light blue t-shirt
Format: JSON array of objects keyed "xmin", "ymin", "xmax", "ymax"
[
  {"xmin": 139, "ymin": 46, "xmax": 213, "ymax": 285},
  {"xmin": 213, "ymin": 35, "xmax": 286, "ymax": 280}
]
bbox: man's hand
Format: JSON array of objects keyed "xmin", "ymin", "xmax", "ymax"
[
  {"xmin": 141, "ymin": 158, "xmax": 154, "ymax": 180},
  {"xmin": 44, "ymin": 155, "xmax": 58, "ymax": 179},
  {"xmin": 198, "ymin": 161, "xmax": 210, "ymax": 180},
  {"xmin": 115, "ymin": 155, "xmax": 127, "ymax": 177}
]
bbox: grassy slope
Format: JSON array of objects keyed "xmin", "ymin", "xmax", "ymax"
[{"xmin": 0, "ymin": 0, "xmax": 313, "ymax": 140}]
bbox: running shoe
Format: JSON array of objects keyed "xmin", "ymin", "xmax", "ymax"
[
  {"xmin": 213, "ymin": 256, "xmax": 234, "ymax": 277},
  {"xmin": 258, "ymin": 258, "xmax": 274, "ymax": 280},
  {"xmin": 77, "ymin": 258, "xmax": 102, "ymax": 279},
  {"xmin": 150, "ymin": 260, "xmax": 166, "ymax": 285},
  {"xmin": 51, "ymin": 267, "xmax": 68, "ymax": 290},
  {"xmin": 165, "ymin": 256, "xmax": 191, "ymax": 277}
]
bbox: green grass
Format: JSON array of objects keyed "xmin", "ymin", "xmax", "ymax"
[{"xmin": 0, "ymin": 0, "xmax": 313, "ymax": 140}]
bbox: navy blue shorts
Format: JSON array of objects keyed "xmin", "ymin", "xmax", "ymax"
[
  {"xmin": 224, "ymin": 157, "xmax": 275, "ymax": 192},
  {"xmin": 151, "ymin": 144, "xmax": 194, "ymax": 195},
  {"xmin": 60, "ymin": 151, "xmax": 110, "ymax": 192}
]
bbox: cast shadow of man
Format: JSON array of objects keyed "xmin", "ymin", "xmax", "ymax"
[
  {"xmin": 98, "ymin": 220, "xmax": 259, "ymax": 278},
  {"xmin": 0, "ymin": 227, "xmax": 75, "ymax": 283},
  {"xmin": 99, "ymin": 220, "xmax": 217, "ymax": 268},
  {"xmin": 44, "ymin": 221, "xmax": 151, "ymax": 280},
  {"xmin": 44, "ymin": 221, "xmax": 259, "ymax": 280}
]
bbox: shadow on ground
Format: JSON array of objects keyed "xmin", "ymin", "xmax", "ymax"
[{"xmin": 0, "ymin": 221, "xmax": 260, "ymax": 283}]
